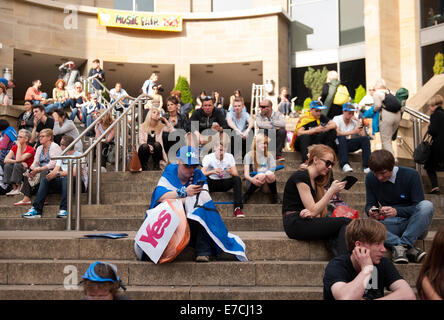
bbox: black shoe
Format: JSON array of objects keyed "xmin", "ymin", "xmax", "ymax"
[
  {"xmin": 271, "ymin": 194, "xmax": 282, "ymax": 204},
  {"xmin": 406, "ymin": 246, "xmax": 426, "ymax": 263}
]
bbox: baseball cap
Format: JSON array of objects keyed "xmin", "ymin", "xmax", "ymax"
[
  {"xmin": 82, "ymin": 261, "xmax": 126, "ymax": 290},
  {"xmin": 343, "ymin": 102, "xmax": 358, "ymax": 112},
  {"xmin": 176, "ymin": 146, "xmax": 201, "ymax": 166},
  {"xmin": 310, "ymin": 101, "xmax": 327, "ymax": 110}
]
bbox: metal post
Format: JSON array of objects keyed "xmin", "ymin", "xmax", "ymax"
[
  {"xmin": 138, "ymin": 100, "xmax": 143, "ymax": 128},
  {"xmin": 131, "ymin": 104, "xmax": 136, "ymax": 148},
  {"xmin": 66, "ymin": 159, "xmax": 73, "ymax": 231},
  {"xmin": 87, "ymin": 143, "xmax": 93, "ymax": 205},
  {"xmin": 96, "ymin": 141, "xmax": 102, "ymax": 204},
  {"xmin": 75, "ymin": 159, "xmax": 82, "ymax": 231},
  {"xmin": 115, "ymin": 113, "xmax": 120, "ymax": 171},
  {"xmin": 122, "ymin": 117, "xmax": 128, "ymax": 172}
]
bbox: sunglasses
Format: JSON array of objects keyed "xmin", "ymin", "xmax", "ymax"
[
  {"xmin": 183, "ymin": 164, "xmax": 199, "ymax": 169},
  {"xmin": 259, "ymin": 105, "xmax": 269, "ymax": 108},
  {"xmin": 319, "ymin": 158, "xmax": 335, "ymax": 168}
]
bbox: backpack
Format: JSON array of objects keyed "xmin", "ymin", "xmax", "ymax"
[
  {"xmin": 383, "ymin": 91, "xmax": 402, "ymax": 113},
  {"xmin": 333, "ymin": 84, "xmax": 350, "ymax": 105}
]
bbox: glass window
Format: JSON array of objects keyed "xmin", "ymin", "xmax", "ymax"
[
  {"xmin": 420, "ymin": 0, "xmax": 444, "ymax": 28},
  {"xmin": 421, "ymin": 41, "xmax": 444, "ymax": 84},
  {"xmin": 114, "ymin": 0, "xmax": 132, "ymax": 11},
  {"xmin": 212, "ymin": 0, "xmax": 252, "ymax": 11},
  {"xmin": 339, "ymin": 58, "xmax": 366, "ymax": 99},
  {"xmin": 290, "ymin": 0, "xmax": 339, "ymax": 51},
  {"xmin": 339, "ymin": 0, "xmax": 364, "ymax": 45},
  {"xmin": 114, "ymin": 0, "xmax": 154, "ymax": 12}
]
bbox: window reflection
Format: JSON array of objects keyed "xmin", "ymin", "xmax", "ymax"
[{"xmin": 421, "ymin": 0, "xmax": 444, "ymax": 28}]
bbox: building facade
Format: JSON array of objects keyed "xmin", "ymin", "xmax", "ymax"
[{"xmin": 0, "ymin": 0, "xmax": 443, "ymax": 109}]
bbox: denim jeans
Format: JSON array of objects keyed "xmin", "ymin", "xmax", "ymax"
[
  {"xmin": 70, "ymin": 106, "xmax": 87, "ymax": 123},
  {"xmin": 32, "ymin": 92, "xmax": 48, "ymax": 106},
  {"xmin": 45, "ymin": 100, "xmax": 71, "ymax": 113},
  {"xmin": 336, "ymin": 135, "xmax": 371, "ymax": 168},
  {"xmin": 33, "ymin": 176, "xmax": 84, "ymax": 215},
  {"xmin": 382, "ymin": 200, "xmax": 434, "ymax": 248},
  {"xmin": 279, "ymin": 102, "xmax": 291, "ymax": 115}
]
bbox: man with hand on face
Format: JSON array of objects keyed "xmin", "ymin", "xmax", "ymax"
[
  {"xmin": 323, "ymin": 218, "xmax": 416, "ymax": 300},
  {"xmin": 30, "ymin": 105, "xmax": 54, "ymax": 147},
  {"xmin": 365, "ymin": 150, "xmax": 434, "ymax": 264}
]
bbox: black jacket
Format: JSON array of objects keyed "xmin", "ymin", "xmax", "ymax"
[
  {"xmin": 426, "ymin": 106, "xmax": 444, "ymax": 170},
  {"xmin": 190, "ymin": 108, "xmax": 228, "ymax": 133}
]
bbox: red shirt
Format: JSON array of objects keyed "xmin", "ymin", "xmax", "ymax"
[{"xmin": 10, "ymin": 144, "xmax": 35, "ymax": 167}]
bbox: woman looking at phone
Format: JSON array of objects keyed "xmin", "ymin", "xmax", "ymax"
[{"xmin": 282, "ymin": 144, "xmax": 352, "ymax": 256}]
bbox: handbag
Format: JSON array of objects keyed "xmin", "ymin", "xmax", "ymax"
[
  {"xmin": 413, "ymin": 133, "xmax": 432, "ymax": 164},
  {"xmin": 24, "ymin": 170, "xmax": 41, "ymax": 187},
  {"xmin": 127, "ymin": 145, "xmax": 142, "ymax": 172},
  {"xmin": 331, "ymin": 205, "xmax": 359, "ymax": 219}
]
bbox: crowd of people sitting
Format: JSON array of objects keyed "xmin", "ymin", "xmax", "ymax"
[{"xmin": 1, "ymin": 60, "xmax": 444, "ymax": 300}]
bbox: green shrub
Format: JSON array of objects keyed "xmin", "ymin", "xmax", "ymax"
[
  {"xmin": 433, "ymin": 52, "xmax": 444, "ymax": 75},
  {"xmin": 303, "ymin": 97, "xmax": 312, "ymax": 110},
  {"xmin": 303, "ymin": 66, "xmax": 329, "ymax": 100},
  {"xmin": 354, "ymin": 85, "xmax": 366, "ymax": 104},
  {"xmin": 173, "ymin": 76, "xmax": 194, "ymax": 105}
]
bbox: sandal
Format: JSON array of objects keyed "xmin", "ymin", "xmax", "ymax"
[{"xmin": 13, "ymin": 200, "xmax": 32, "ymax": 206}]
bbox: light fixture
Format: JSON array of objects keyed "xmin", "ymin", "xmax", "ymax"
[
  {"xmin": 3, "ymin": 68, "xmax": 12, "ymax": 81},
  {"xmin": 264, "ymin": 79, "xmax": 275, "ymax": 94}
]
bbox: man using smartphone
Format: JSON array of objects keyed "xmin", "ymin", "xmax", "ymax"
[{"xmin": 365, "ymin": 150, "xmax": 434, "ymax": 264}]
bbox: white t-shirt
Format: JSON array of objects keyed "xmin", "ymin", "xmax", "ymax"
[
  {"xmin": 202, "ymin": 152, "xmax": 235, "ymax": 180},
  {"xmin": 332, "ymin": 115, "xmax": 361, "ymax": 140}
]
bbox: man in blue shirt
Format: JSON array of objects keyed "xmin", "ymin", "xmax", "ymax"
[
  {"xmin": 365, "ymin": 149, "xmax": 434, "ymax": 264},
  {"xmin": 0, "ymin": 78, "xmax": 15, "ymax": 89},
  {"xmin": 87, "ymin": 59, "xmax": 105, "ymax": 92}
]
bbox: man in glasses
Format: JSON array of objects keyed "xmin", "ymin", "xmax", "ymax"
[
  {"xmin": 332, "ymin": 103, "xmax": 371, "ymax": 173},
  {"xmin": 135, "ymin": 146, "xmax": 247, "ymax": 263},
  {"xmin": 292, "ymin": 101, "xmax": 337, "ymax": 163},
  {"xmin": 190, "ymin": 96, "xmax": 228, "ymax": 147},
  {"xmin": 255, "ymin": 99, "xmax": 287, "ymax": 161}
]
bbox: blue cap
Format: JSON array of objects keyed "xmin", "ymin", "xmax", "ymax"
[
  {"xmin": 82, "ymin": 261, "xmax": 120, "ymax": 283},
  {"xmin": 310, "ymin": 101, "xmax": 327, "ymax": 110},
  {"xmin": 343, "ymin": 102, "xmax": 358, "ymax": 112},
  {"xmin": 176, "ymin": 146, "xmax": 201, "ymax": 165}
]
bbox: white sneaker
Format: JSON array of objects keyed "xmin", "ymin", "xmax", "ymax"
[
  {"xmin": 363, "ymin": 167, "xmax": 371, "ymax": 174},
  {"xmin": 6, "ymin": 189, "xmax": 20, "ymax": 196},
  {"xmin": 342, "ymin": 164, "xmax": 353, "ymax": 173},
  {"xmin": 101, "ymin": 166, "xmax": 107, "ymax": 173}
]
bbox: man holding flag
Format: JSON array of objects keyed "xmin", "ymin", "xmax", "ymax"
[
  {"xmin": 291, "ymin": 101, "xmax": 337, "ymax": 163},
  {"xmin": 134, "ymin": 145, "xmax": 247, "ymax": 263}
]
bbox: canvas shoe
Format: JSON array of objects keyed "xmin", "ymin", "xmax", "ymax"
[
  {"xmin": 57, "ymin": 210, "xmax": 68, "ymax": 218},
  {"xmin": 6, "ymin": 188, "xmax": 21, "ymax": 196},
  {"xmin": 233, "ymin": 207, "xmax": 245, "ymax": 218},
  {"xmin": 22, "ymin": 207, "xmax": 41, "ymax": 219},
  {"xmin": 406, "ymin": 246, "xmax": 427, "ymax": 263},
  {"xmin": 342, "ymin": 164, "xmax": 353, "ymax": 173},
  {"xmin": 195, "ymin": 255, "xmax": 210, "ymax": 263},
  {"xmin": 392, "ymin": 245, "xmax": 409, "ymax": 264}
]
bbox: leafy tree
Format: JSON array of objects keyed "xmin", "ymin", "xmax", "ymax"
[
  {"xmin": 354, "ymin": 85, "xmax": 366, "ymax": 104},
  {"xmin": 303, "ymin": 66, "xmax": 329, "ymax": 100},
  {"xmin": 433, "ymin": 52, "xmax": 444, "ymax": 75},
  {"xmin": 173, "ymin": 76, "xmax": 194, "ymax": 105}
]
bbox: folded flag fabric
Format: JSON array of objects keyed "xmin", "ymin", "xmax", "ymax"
[
  {"xmin": 290, "ymin": 111, "xmax": 319, "ymax": 150},
  {"xmin": 147, "ymin": 164, "xmax": 248, "ymax": 262}
]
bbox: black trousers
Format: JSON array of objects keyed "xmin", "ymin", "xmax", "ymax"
[
  {"xmin": 283, "ymin": 212, "xmax": 351, "ymax": 256},
  {"xmin": 138, "ymin": 142, "xmax": 163, "ymax": 170},
  {"xmin": 207, "ymin": 176, "xmax": 243, "ymax": 209},
  {"xmin": 295, "ymin": 129, "xmax": 337, "ymax": 162},
  {"xmin": 262, "ymin": 128, "xmax": 287, "ymax": 157}
]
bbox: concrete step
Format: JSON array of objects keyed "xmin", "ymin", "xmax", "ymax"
[
  {"xmin": 0, "ymin": 259, "xmax": 423, "ymax": 288},
  {"xmin": 0, "ymin": 284, "xmax": 324, "ymax": 300},
  {"xmin": 0, "ymin": 231, "xmax": 435, "ymax": 262}
]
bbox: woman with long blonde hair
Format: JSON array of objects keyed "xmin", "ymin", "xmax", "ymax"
[
  {"xmin": 282, "ymin": 144, "xmax": 351, "ymax": 256},
  {"xmin": 138, "ymin": 107, "xmax": 169, "ymax": 170},
  {"xmin": 243, "ymin": 133, "xmax": 280, "ymax": 204}
]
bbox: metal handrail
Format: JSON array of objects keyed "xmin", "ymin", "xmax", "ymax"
[
  {"xmin": 403, "ymin": 106, "xmax": 430, "ymax": 123},
  {"xmin": 52, "ymin": 93, "xmax": 152, "ymax": 230}
]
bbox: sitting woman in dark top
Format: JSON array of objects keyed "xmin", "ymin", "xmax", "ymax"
[
  {"xmin": 162, "ymin": 95, "xmax": 190, "ymax": 155},
  {"xmin": 282, "ymin": 144, "xmax": 351, "ymax": 256}
]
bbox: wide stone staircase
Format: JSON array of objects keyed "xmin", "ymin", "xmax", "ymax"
[{"xmin": 0, "ymin": 151, "xmax": 442, "ymax": 300}]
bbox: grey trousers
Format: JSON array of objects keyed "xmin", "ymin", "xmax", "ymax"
[
  {"xmin": 3, "ymin": 163, "xmax": 26, "ymax": 185},
  {"xmin": 379, "ymin": 109, "xmax": 401, "ymax": 155},
  {"xmin": 21, "ymin": 169, "xmax": 50, "ymax": 197}
]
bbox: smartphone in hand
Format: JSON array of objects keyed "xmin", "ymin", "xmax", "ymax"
[
  {"xmin": 195, "ymin": 179, "xmax": 205, "ymax": 186},
  {"xmin": 341, "ymin": 175, "xmax": 358, "ymax": 190}
]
